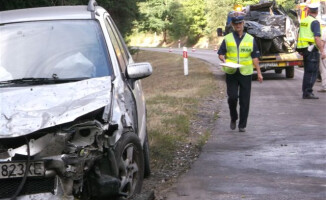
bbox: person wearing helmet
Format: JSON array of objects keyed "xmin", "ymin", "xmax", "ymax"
[
  {"xmin": 297, "ymin": 3, "xmax": 326, "ymax": 99},
  {"xmin": 218, "ymin": 12, "xmax": 263, "ymax": 133}
]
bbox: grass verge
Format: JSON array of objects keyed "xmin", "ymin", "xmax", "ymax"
[{"xmin": 133, "ymin": 50, "xmax": 222, "ymax": 170}]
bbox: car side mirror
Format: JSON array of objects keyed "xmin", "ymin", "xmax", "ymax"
[{"xmin": 127, "ymin": 62, "xmax": 153, "ymax": 80}]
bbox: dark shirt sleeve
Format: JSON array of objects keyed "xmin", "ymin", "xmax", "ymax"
[
  {"xmin": 311, "ymin": 20, "xmax": 321, "ymax": 37},
  {"xmin": 217, "ymin": 40, "xmax": 227, "ymax": 55},
  {"xmin": 251, "ymin": 40, "xmax": 260, "ymax": 59}
]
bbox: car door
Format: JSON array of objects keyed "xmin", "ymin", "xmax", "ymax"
[{"xmin": 104, "ymin": 15, "xmax": 146, "ymax": 141}]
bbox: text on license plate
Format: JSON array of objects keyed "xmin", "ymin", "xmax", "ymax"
[
  {"xmin": 0, "ymin": 161, "xmax": 45, "ymax": 179},
  {"xmin": 259, "ymin": 62, "xmax": 278, "ymax": 67}
]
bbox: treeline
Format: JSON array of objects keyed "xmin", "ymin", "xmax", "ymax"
[
  {"xmin": 0, "ymin": 0, "xmax": 296, "ymax": 44},
  {"xmin": 0, "ymin": 0, "xmax": 141, "ymax": 37},
  {"xmin": 136, "ymin": 0, "xmax": 296, "ymax": 44}
]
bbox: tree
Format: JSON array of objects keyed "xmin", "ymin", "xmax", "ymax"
[
  {"xmin": 0, "ymin": 0, "xmax": 141, "ymax": 38},
  {"xmin": 168, "ymin": 1, "xmax": 187, "ymax": 40},
  {"xmin": 138, "ymin": 0, "xmax": 207, "ymax": 44},
  {"xmin": 205, "ymin": 0, "xmax": 233, "ymax": 34},
  {"xmin": 97, "ymin": 0, "xmax": 141, "ymax": 37},
  {"xmin": 275, "ymin": 0, "xmax": 296, "ymax": 11},
  {"xmin": 0, "ymin": 0, "xmax": 55, "ymax": 10},
  {"xmin": 138, "ymin": 0, "xmax": 174, "ymax": 43},
  {"xmin": 180, "ymin": 0, "xmax": 207, "ymax": 44},
  {"xmin": 204, "ymin": 0, "xmax": 296, "ymax": 36}
]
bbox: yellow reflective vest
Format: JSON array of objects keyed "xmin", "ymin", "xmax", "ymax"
[
  {"xmin": 223, "ymin": 33, "xmax": 254, "ymax": 75},
  {"xmin": 297, "ymin": 15, "xmax": 317, "ymax": 49}
]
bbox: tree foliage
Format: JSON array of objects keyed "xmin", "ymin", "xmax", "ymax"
[
  {"xmin": 97, "ymin": 0, "xmax": 141, "ymax": 37},
  {"xmin": 138, "ymin": 0, "xmax": 207, "ymax": 44},
  {"xmin": 138, "ymin": 0, "xmax": 172, "ymax": 32},
  {"xmin": 0, "ymin": 0, "xmax": 298, "ymax": 42},
  {"xmin": 181, "ymin": 0, "xmax": 207, "ymax": 43},
  {"xmin": 205, "ymin": 0, "xmax": 234, "ymax": 31},
  {"xmin": 204, "ymin": 0, "xmax": 296, "ymax": 35},
  {"xmin": 0, "ymin": 0, "xmax": 141, "ymax": 37}
]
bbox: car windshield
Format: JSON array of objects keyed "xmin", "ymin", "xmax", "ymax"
[{"xmin": 0, "ymin": 20, "xmax": 112, "ymax": 82}]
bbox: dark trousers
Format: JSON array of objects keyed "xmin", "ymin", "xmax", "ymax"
[
  {"xmin": 226, "ymin": 70, "xmax": 252, "ymax": 128},
  {"xmin": 302, "ymin": 50, "xmax": 320, "ymax": 96}
]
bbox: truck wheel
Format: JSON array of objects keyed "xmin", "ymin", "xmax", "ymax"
[
  {"xmin": 275, "ymin": 69, "xmax": 282, "ymax": 74},
  {"xmin": 286, "ymin": 67, "xmax": 294, "ymax": 78}
]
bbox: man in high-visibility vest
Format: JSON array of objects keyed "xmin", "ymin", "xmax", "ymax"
[
  {"xmin": 297, "ymin": 3, "xmax": 326, "ymax": 99},
  {"xmin": 218, "ymin": 11, "xmax": 263, "ymax": 133}
]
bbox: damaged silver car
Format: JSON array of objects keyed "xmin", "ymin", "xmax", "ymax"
[{"xmin": 0, "ymin": 0, "xmax": 152, "ymax": 199}]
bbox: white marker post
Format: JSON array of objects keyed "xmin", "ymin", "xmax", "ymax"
[
  {"xmin": 178, "ymin": 40, "xmax": 181, "ymax": 48},
  {"xmin": 183, "ymin": 47, "xmax": 188, "ymax": 76}
]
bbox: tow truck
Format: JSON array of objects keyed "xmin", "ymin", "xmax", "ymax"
[{"xmin": 224, "ymin": 1, "xmax": 304, "ymax": 78}]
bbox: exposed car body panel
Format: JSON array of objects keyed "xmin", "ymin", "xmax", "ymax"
[
  {"xmin": 98, "ymin": 12, "xmax": 148, "ymax": 144},
  {"xmin": 0, "ymin": 76, "xmax": 111, "ymax": 138}
]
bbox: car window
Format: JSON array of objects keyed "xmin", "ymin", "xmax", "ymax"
[
  {"xmin": 0, "ymin": 20, "xmax": 112, "ymax": 81},
  {"xmin": 107, "ymin": 16, "xmax": 131, "ymax": 61},
  {"xmin": 104, "ymin": 17, "xmax": 129, "ymax": 75}
]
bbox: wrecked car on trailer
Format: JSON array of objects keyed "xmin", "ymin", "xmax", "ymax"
[
  {"xmin": 225, "ymin": 1, "xmax": 303, "ymax": 78},
  {"xmin": 0, "ymin": 0, "xmax": 152, "ymax": 199}
]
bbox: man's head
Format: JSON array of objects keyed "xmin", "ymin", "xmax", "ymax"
[
  {"xmin": 308, "ymin": 3, "xmax": 319, "ymax": 15},
  {"xmin": 230, "ymin": 12, "xmax": 245, "ymax": 33}
]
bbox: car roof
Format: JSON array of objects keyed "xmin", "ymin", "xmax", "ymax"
[{"xmin": 0, "ymin": 6, "xmax": 106, "ymax": 24}]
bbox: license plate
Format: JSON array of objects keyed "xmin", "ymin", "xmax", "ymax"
[
  {"xmin": 0, "ymin": 161, "xmax": 45, "ymax": 179},
  {"xmin": 260, "ymin": 62, "xmax": 278, "ymax": 67}
]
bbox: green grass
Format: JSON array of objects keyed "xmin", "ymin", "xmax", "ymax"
[{"xmin": 133, "ymin": 50, "xmax": 220, "ymax": 168}]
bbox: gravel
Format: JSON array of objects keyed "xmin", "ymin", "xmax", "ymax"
[{"xmin": 139, "ymin": 85, "xmax": 226, "ymax": 200}]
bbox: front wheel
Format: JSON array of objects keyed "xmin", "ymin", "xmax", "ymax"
[
  {"xmin": 143, "ymin": 133, "xmax": 151, "ymax": 178},
  {"xmin": 115, "ymin": 132, "xmax": 144, "ymax": 199}
]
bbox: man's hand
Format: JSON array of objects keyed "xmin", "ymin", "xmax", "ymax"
[
  {"xmin": 257, "ymin": 73, "xmax": 263, "ymax": 83},
  {"xmin": 218, "ymin": 55, "xmax": 225, "ymax": 63},
  {"xmin": 321, "ymin": 51, "xmax": 326, "ymax": 59},
  {"xmin": 253, "ymin": 58, "xmax": 263, "ymax": 83}
]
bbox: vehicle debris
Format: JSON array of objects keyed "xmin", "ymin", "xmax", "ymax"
[
  {"xmin": 224, "ymin": 0, "xmax": 303, "ymax": 78},
  {"xmin": 0, "ymin": 1, "xmax": 152, "ymax": 199}
]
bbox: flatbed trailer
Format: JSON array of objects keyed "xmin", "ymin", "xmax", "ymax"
[{"xmin": 257, "ymin": 52, "xmax": 304, "ymax": 78}]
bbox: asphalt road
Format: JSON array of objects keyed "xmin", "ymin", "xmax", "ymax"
[{"xmin": 142, "ymin": 47, "xmax": 326, "ymax": 200}]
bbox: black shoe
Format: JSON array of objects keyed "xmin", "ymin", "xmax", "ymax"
[
  {"xmin": 303, "ymin": 94, "xmax": 319, "ymax": 99},
  {"xmin": 230, "ymin": 120, "xmax": 236, "ymax": 130},
  {"xmin": 239, "ymin": 128, "xmax": 246, "ymax": 132}
]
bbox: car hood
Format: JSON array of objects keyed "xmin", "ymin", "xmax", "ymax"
[{"xmin": 0, "ymin": 76, "xmax": 111, "ymax": 138}]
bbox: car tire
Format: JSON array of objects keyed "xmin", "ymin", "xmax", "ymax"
[
  {"xmin": 286, "ymin": 67, "xmax": 294, "ymax": 78},
  {"xmin": 143, "ymin": 133, "xmax": 151, "ymax": 178},
  {"xmin": 115, "ymin": 132, "xmax": 144, "ymax": 199}
]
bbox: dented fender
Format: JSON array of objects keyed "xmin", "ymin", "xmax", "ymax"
[{"xmin": 0, "ymin": 77, "xmax": 111, "ymax": 138}]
